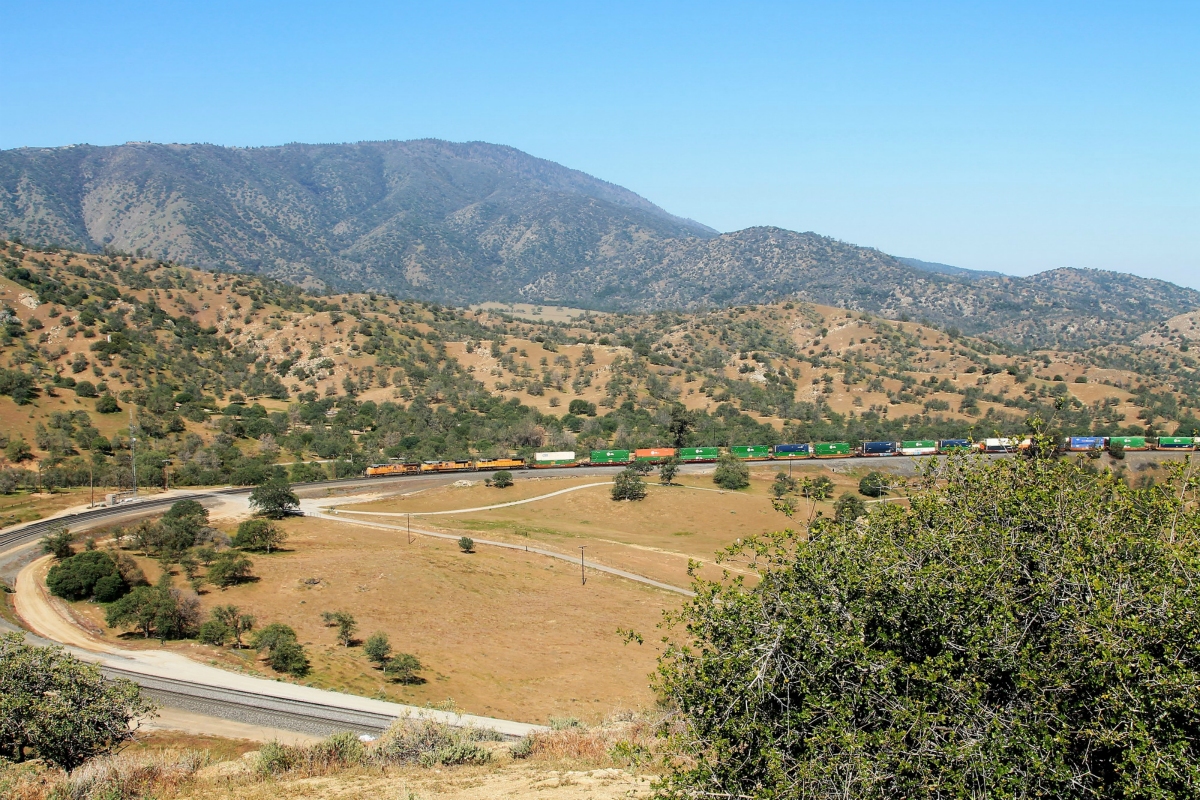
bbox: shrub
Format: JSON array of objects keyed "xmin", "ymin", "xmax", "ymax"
[
  {"xmin": 231, "ymin": 518, "xmax": 287, "ymax": 552},
  {"xmin": 656, "ymin": 443, "xmax": 1200, "ymax": 799},
  {"xmin": 458, "ymin": 536, "xmax": 475, "ymax": 553},
  {"xmin": 612, "ymin": 467, "xmax": 647, "ymax": 501},
  {"xmin": 373, "ymin": 718, "xmax": 494, "ymax": 767},
  {"xmin": 197, "ymin": 619, "xmax": 231, "ymax": 645},
  {"xmin": 74, "ymin": 379, "xmax": 98, "ymax": 397},
  {"xmin": 712, "ymin": 453, "xmax": 750, "ymax": 490},
  {"xmin": 206, "ymin": 551, "xmax": 253, "ymax": 587},
  {"xmin": 40, "ymin": 525, "xmax": 76, "ymax": 559},
  {"xmin": 252, "ymin": 623, "xmax": 309, "ymax": 676},
  {"xmin": 364, "ymin": 631, "xmax": 392, "ymax": 667},
  {"xmin": 1109, "ymin": 440, "xmax": 1126, "ymax": 460},
  {"xmin": 858, "ymin": 470, "xmax": 889, "ymax": 497},
  {"xmin": 384, "ymin": 652, "xmax": 424, "ymax": 683},
  {"xmin": 95, "ymin": 394, "xmax": 120, "ymax": 413},
  {"xmin": 321, "ymin": 610, "xmax": 357, "ymax": 646},
  {"xmin": 833, "ymin": 492, "xmax": 867, "ymax": 523},
  {"xmin": 492, "ymin": 469, "xmax": 513, "ymax": 488},
  {"xmin": 47, "ymin": 550, "xmax": 126, "ymax": 601}
]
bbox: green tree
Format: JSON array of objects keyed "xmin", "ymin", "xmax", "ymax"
[
  {"xmin": 659, "ymin": 456, "xmax": 680, "ymax": 485},
  {"xmin": 384, "ymin": 652, "xmax": 423, "ymax": 683},
  {"xmin": 322, "ymin": 610, "xmax": 357, "ymax": 646},
  {"xmin": 491, "ymin": 469, "xmax": 513, "ymax": 488},
  {"xmin": 232, "ymin": 518, "xmax": 288, "ymax": 552},
  {"xmin": 248, "ymin": 479, "xmax": 299, "ymax": 519},
  {"xmin": 252, "ymin": 623, "xmax": 309, "ymax": 676},
  {"xmin": 712, "ymin": 453, "xmax": 750, "ymax": 490},
  {"xmin": 858, "ymin": 470, "xmax": 890, "ymax": 497},
  {"xmin": 771, "ymin": 471, "xmax": 799, "ymax": 499},
  {"xmin": 800, "ymin": 475, "xmax": 835, "ymax": 500},
  {"xmin": 40, "ymin": 525, "xmax": 76, "ymax": 560},
  {"xmin": 212, "ymin": 604, "xmax": 255, "ymax": 648},
  {"xmin": 612, "ymin": 467, "xmax": 647, "ymax": 501},
  {"xmin": 655, "ymin": 448, "xmax": 1200, "ymax": 800},
  {"xmin": 458, "ymin": 536, "xmax": 475, "ymax": 553},
  {"xmin": 1108, "ymin": 440, "xmax": 1126, "ymax": 460},
  {"xmin": 95, "ymin": 394, "xmax": 120, "ymax": 413},
  {"xmin": 0, "ymin": 632, "xmax": 155, "ymax": 769},
  {"xmin": 833, "ymin": 491, "xmax": 867, "ymax": 523},
  {"xmin": 364, "ymin": 632, "xmax": 392, "ymax": 667},
  {"xmin": 207, "ymin": 551, "xmax": 254, "ymax": 588},
  {"xmin": 5, "ymin": 437, "xmax": 33, "ymax": 463},
  {"xmin": 46, "ymin": 550, "xmax": 125, "ymax": 601}
]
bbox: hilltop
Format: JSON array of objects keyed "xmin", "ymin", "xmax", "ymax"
[{"xmin": 2, "ymin": 140, "xmax": 1197, "ymax": 348}]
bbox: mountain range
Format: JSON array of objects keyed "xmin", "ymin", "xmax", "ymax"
[{"xmin": 2, "ymin": 139, "xmax": 1196, "ymax": 347}]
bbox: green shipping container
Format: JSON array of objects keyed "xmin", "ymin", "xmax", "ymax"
[
  {"xmin": 731, "ymin": 445, "xmax": 771, "ymax": 459},
  {"xmin": 678, "ymin": 447, "xmax": 720, "ymax": 461},
  {"xmin": 1157, "ymin": 436, "xmax": 1195, "ymax": 448},
  {"xmin": 590, "ymin": 450, "xmax": 631, "ymax": 464},
  {"xmin": 1108, "ymin": 436, "xmax": 1147, "ymax": 450},
  {"xmin": 902, "ymin": 440, "xmax": 937, "ymax": 449},
  {"xmin": 815, "ymin": 442, "xmax": 852, "ymax": 457}
]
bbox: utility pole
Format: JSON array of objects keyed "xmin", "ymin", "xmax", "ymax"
[
  {"xmin": 88, "ymin": 459, "xmax": 94, "ymax": 508},
  {"xmin": 579, "ymin": 545, "xmax": 587, "ymax": 585},
  {"xmin": 129, "ymin": 407, "xmax": 137, "ymax": 498},
  {"xmin": 407, "ymin": 513, "xmax": 412, "ymax": 544}
]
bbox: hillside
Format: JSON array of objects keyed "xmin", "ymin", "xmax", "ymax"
[
  {"xmin": 1, "ymin": 240, "xmax": 1196, "ymax": 517},
  {"xmin": 3, "ymin": 140, "xmax": 1198, "ymax": 348}
]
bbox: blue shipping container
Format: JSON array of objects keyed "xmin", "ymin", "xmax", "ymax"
[
  {"xmin": 1067, "ymin": 436, "xmax": 1106, "ymax": 451},
  {"xmin": 938, "ymin": 439, "xmax": 972, "ymax": 451},
  {"xmin": 774, "ymin": 443, "xmax": 812, "ymax": 455},
  {"xmin": 862, "ymin": 441, "xmax": 899, "ymax": 455}
]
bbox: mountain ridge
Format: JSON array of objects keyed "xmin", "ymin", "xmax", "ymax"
[{"xmin": 2, "ymin": 138, "xmax": 1196, "ymax": 347}]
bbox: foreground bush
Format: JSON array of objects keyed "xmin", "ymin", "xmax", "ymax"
[{"xmin": 656, "ymin": 447, "xmax": 1200, "ymax": 800}]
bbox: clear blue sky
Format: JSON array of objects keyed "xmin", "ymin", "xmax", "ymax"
[{"xmin": 4, "ymin": 1, "xmax": 1197, "ymax": 287}]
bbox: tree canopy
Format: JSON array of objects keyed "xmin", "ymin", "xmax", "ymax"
[{"xmin": 656, "ymin": 450, "xmax": 1200, "ymax": 799}]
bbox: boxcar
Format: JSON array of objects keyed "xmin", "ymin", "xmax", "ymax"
[
  {"xmin": 365, "ymin": 462, "xmax": 422, "ymax": 477},
  {"xmin": 899, "ymin": 440, "xmax": 938, "ymax": 456},
  {"xmin": 1108, "ymin": 436, "xmax": 1149, "ymax": 451},
  {"xmin": 861, "ymin": 441, "xmax": 900, "ymax": 456},
  {"xmin": 814, "ymin": 442, "xmax": 853, "ymax": 458},
  {"xmin": 677, "ymin": 447, "xmax": 720, "ymax": 462},
  {"xmin": 1066, "ymin": 436, "xmax": 1107, "ymax": 452},
  {"xmin": 773, "ymin": 443, "xmax": 813, "ymax": 458},
  {"xmin": 533, "ymin": 450, "xmax": 577, "ymax": 467},
  {"xmin": 730, "ymin": 445, "xmax": 771, "ymax": 459},
  {"xmin": 1157, "ymin": 436, "xmax": 1196, "ymax": 450},
  {"xmin": 634, "ymin": 448, "xmax": 676, "ymax": 463},
  {"xmin": 938, "ymin": 439, "xmax": 973, "ymax": 453},
  {"xmin": 590, "ymin": 449, "xmax": 632, "ymax": 464}
]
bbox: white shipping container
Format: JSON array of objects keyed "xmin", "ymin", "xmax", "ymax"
[{"xmin": 534, "ymin": 451, "xmax": 576, "ymax": 461}]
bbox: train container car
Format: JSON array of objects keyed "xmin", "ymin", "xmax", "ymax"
[
  {"xmin": 814, "ymin": 442, "xmax": 853, "ymax": 458},
  {"xmin": 590, "ymin": 449, "xmax": 632, "ymax": 465},
  {"xmin": 730, "ymin": 445, "xmax": 771, "ymax": 459},
  {"xmin": 1156, "ymin": 436, "xmax": 1196, "ymax": 450},
  {"xmin": 980, "ymin": 438, "xmax": 1017, "ymax": 453},
  {"xmin": 533, "ymin": 450, "xmax": 578, "ymax": 467},
  {"xmin": 1108, "ymin": 436, "xmax": 1149, "ymax": 451},
  {"xmin": 773, "ymin": 443, "xmax": 813, "ymax": 458},
  {"xmin": 899, "ymin": 440, "xmax": 938, "ymax": 456},
  {"xmin": 365, "ymin": 462, "xmax": 422, "ymax": 477},
  {"xmin": 677, "ymin": 447, "xmax": 720, "ymax": 462},
  {"xmin": 861, "ymin": 441, "xmax": 900, "ymax": 456},
  {"xmin": 938, "ymin": 439, "xmax": 974, "ymax": 453},
  {"xmin": 634, "ymin": 447, "xmax": 677, "ymax": 463},
  {"xmin": 474, "ymin": 457, "xmax": 526, "ymax": 471},
  {"xmin": 419, "ymin": 460, "xmax": 474, "ymax": 473},
  {"xmin": 1066, "ymin": 436, "xmax": 1107, "ymax": 452}
]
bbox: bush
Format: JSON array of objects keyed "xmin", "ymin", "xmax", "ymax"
[
  {"xmin": 197, "ymin": 619, "xmax": 231, "ymax": 645},
  {"xmin": 364, "ymin": 631, "xmax": 392, "ymax": 667},
  {"xmin": 40, "ymin": 525, "xmax": 75, "ymax": 559},
  {"xmin": 231, "ymin": 518, "xmax": 287, "ymax": 552},
  {"xmin": 833, "ymin": 492, "xmax": 867, "ymax": 523},
  {"xmin": 492, "ymin": 469, "xmax": 513, "ymax": 488},
  {"xmin": 1109, "ymin": 440, "xmax": 1126, "ymax": 460},
  {"xmin": 252, "ymin": 623, "xmax": 309, "ymax": 675},
  {"xmin": 373, "ymin": 717, "xmax": 494, "ymax": 767},
  {"xmin": 206, "ymin": 551, "xmax": 254, "ymax": 587},
  {"xmin": 384, "ymin": 652, "xmax": 424, "ymax": 683},
  {"xmin": 858, "ymin": 470, "xmax": 889, "ymax": 497},
  {"xmin": 74, "ymin": 379, "xmax": 98, "ymax": 397},
  {"xmin": 47, "ymin": 550, "xmax": 126, "ymax": 601},
  {"xmin": 612, "ymin": 467, "xmax": 647, "ymax": 501},
  {"xmin": 656, "ymin": 445, "xmax": 1200, "ymax": 799},
  {"xmin": 712, "ymin": 454, "xmax": 750, "ymax": 490},
  {"xmin": 95, "ymin": 394, "xmax": 120, "ymax": 413},
  {"xmin": 458, "ymin": 536, "xmax": 475, "ymax": 553}
]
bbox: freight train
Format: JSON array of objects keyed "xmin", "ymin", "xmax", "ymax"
[{"xmin": 363, "ymin": 436, "xmax": 1200, "ymax": 477}]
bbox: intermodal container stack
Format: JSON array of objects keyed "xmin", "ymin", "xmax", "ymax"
[
  {"xmin": 730, "ymin": 445, "xmax": 771, "ymax": 459},
  {"xmin": 634, "ymin": 448, "xmax": 676, "ymax": 463},
  {"xmin": 1108, "ymin": 436, "xmax": 1149, "ymax": 450},
  {"xmin": 814, "ymin": 442, "xmax": 852, "ymax": 458},
  {"xmin": 677, "ymin": 447, "xmax": 720, "ymax": 462},
  {"xmin": 938, "ymin": 439, "xmax": 973, "ymax": 452},
  {"xmin": 981, "ymin": 438, "xmax": 1017, "ymax": 453},
  {"xmin": 533, "ymin": 451, "xmax": 577, "ymax": 467},
  {"xmin": 861, "ymin": 441, "xmax": 899, "ymax": 456},
  {"xmin": 1157, "ymin": 436, "xmax": 1196, "ymax": 450},
  {"xmin": 589, "ymin": 450, "xmax": 631, "ymax": 464},
  {"xmin": 1066, "ymin": 436, "xmax": 1107, "ymax": 452},
  {"xmin": 773, "ymin": 443, "xmax": 812, "ymax": 458},
  {"xmin": 899, "ymin": 440, "xmax": 938, "ymax": 456}
]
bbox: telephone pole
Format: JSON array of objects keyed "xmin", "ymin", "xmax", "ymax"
[
  {"xmin": 129, "ymin": 407, "xmax": 137, "ymax": 497},
  {"xmin": 579, "ymin": 546, "xmax": 587, "ymax": 585}
]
